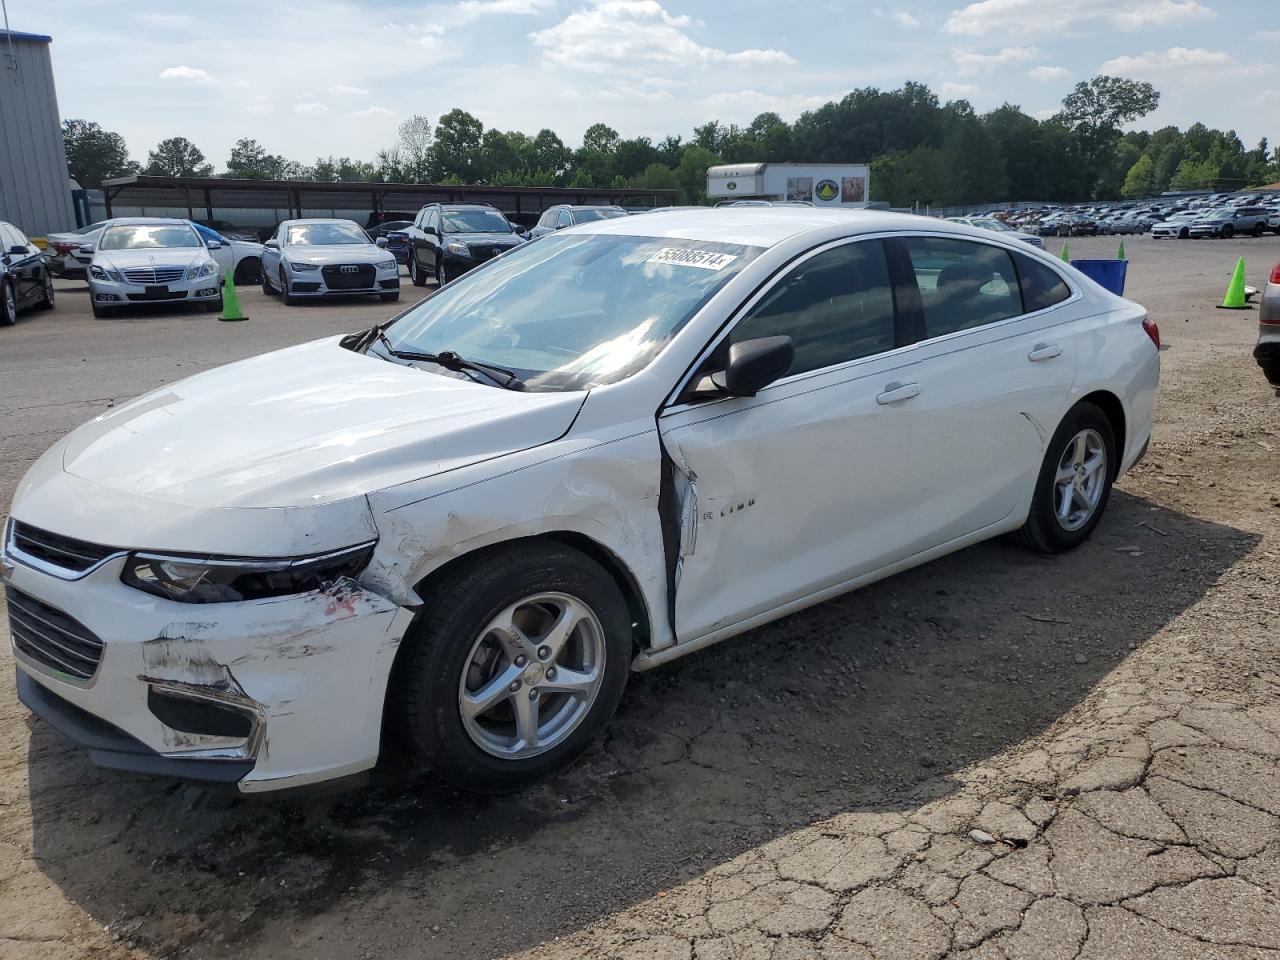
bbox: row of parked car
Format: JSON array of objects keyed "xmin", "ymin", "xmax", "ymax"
[
  {"xmin": 4, "ymin": 202, "xmax": 634, "ymax": 323},
  {"xmin": 972, "ymin": 194, "xmax": 1280, "ymax": 240}
]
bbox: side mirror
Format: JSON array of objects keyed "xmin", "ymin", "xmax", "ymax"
[
  {"xmin": 206, "ymin": 239, "xmax": 223, "ymax": 250},
  {"xmin": 7, "ymin": 244, "xmax": 26, "ymax": 256},
  {"xmin": 424, "ymin": 225, "xmax": 438, "ymax": 237},
  {"xmin": 711, "ymin": 336, "xmax": 795, "ymax": 397},
  {"xmin": 264, "ymin": 239, "xmax": 279, "ymax": 249},
  {"xmin": 375, "ymin": 236, "xmax": 388, "ymax": 248},
  {"xmin": 78, "ymin": 243, "xmax": 95, "ymax": 255},
  {"xmin": 515, "ymin": 226, "xmax": 527, "ymax": 236}
]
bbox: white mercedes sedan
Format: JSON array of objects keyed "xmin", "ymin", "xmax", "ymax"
[
  {"xmin": 3, "ymin": 209, "xmax": 1159, "ymax": 795},
  {"xmin": 259, "ymin": 218, "xmax": 400, "ymax": 305},
  {"xmin": 83, "ymin": 218, "xmax": 224, "ymax": 319}
]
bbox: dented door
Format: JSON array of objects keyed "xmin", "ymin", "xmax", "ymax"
[{"xmin": 658, "ymin": 352, "xmax": 923, "ymax": 644}]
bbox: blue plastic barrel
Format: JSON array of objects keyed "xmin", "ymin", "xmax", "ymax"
[{"xmin": 1069, "ymin": 259, "xmax": 1128, "ymax": 296}]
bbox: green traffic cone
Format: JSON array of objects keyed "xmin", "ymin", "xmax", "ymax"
[
  {"xmin": 1216, "ymin": 257, "xmax": 1251, "ymax": 310},
  {"xmin": 1116, "ymin": 239, "xmax": 1126, "ymax": 260},
  {"xmin": 1060, "ymin": 241, "xmax": 1070, "ymax": 263},
  {"xmin": 219, "ymin": 269, "xmax": 248, "ymax": 322}
]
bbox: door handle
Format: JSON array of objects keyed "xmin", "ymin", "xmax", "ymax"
[
  {"xmin": 1028, "ymin": 343, "xmax": 1062, "ymax": 362},
  {"xmin": 876, "ymin": 381, "xmax": 920, "ymax": 405}
]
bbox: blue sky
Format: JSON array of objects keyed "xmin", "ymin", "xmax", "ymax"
[{"xmin": 10, "ymin": 0, "xmax": 1279, "ymax": 168}]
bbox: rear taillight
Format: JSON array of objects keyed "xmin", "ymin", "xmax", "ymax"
[
  {"xmin": 52, "ymin": 242, "xmax": 76, "ymax": 254},
  {"xmin": 1270, "ymin": 261, "xmax": 1280, "ymax": 285},
  {"xmin": 1142, "ymin": 316, "xmax": 1160, "ymax": 349}
]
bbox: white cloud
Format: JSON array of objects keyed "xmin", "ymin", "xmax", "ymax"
[
  {"xmin": 158, "ymin": 65, "xmax": 213, "ymax": 84},
  {"xmin": 944, "ymin": 0, "xmax": 1212, "ymax": 36},
  {"xmin": 530, "ymin": 1, "xmax": 794, "ymax": 75},
  {"xmin": 700, "ymin": 89, "xmax": 834, "ymax": 114},
  {"xmin": 1100, "ymin": 46, "xmax": 1267, "ymax": 78},
  {"xmin": 454, "ymin": 0, "xmax": 555, "ymax": 21},
  {"xmin": 293, "ymin": 101, "xmax": 330, "ymax": 115},
  {"xmin": 329, "ymin": 84, "xmax": 369, "ymax": 96},
  {"xmin": 344, "ymin": 105, "xmax": 397, "ymax": 119},
  {"xmin": 246, "ymin": 95, "xmax": 273, "ymax": 115},
  {"xmin": 952, "ymin": 46, "xmax": 1041, "ymax": 75},
  {"xmin": 1028, "ymin": 65, "xmax": 1070, "ymax": 81},
  {"xmin": 893, "ymin": 11, "xmax": 921, "ymax": 27},
  {"xmin": 940, "ymin": 82, "xmax": 981, "ymax": 99}
]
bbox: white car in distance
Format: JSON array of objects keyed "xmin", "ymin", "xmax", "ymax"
[
  {"xmin": 4, "ymin": 209, "xmax": 1159, "ymax": 795},
  {"xmin": 259, "ymin": 218, "xmax": 399, "ymax": 305},
  {"xmin": 82, "ymin": 218, "xmax": 223, "ymax": 319}
]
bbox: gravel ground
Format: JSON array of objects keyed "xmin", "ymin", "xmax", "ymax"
[{"xmin": 1, "ymin": 235, "xmax": 1278, "ymax": 960}]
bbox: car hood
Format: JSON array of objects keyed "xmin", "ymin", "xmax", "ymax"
[
  {"xmin": 283, "ymin": 244, "xmax": 387, "ymax": 266},
  {"xmin": 59, "ymin": 337, "xmax": 587, "ymax": 510},
  {"xmin": 96, "ymin": 248, "xmax": 209, "ymax": 270},
  {"xmin": 445, "ymin": 232, "xmax": 524, "ymax": 246}
]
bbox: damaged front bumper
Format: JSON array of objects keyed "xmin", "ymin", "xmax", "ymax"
[{"xmin": 4, "ymin": 552, "xmax": 414, "ymax": 794}]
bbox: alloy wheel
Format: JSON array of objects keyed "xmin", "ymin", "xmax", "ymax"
[
  {"xmin": 1053, "ymin": 428, "xmax": 1107, "ymax": 532},
  {"xmin": 457, "ymin": 592, "xmax": 606, "ymax": 760}
]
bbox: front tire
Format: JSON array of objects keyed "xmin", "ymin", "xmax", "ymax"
[
  {"xmin": 1221, "ymin": 226, "xmax": 1234, "ymax": 239},
  {"xmin": 380, "ymin": 290, "xmax": 400, "ymax": 303},
  {"xmin": 1, "ymin": 280, "xmax": 16, "ymax": 325},
  {"xmin": 281, "ymin": 268, "xmax": 301, "ymax": 306},
  {"xmin": 261, "ymin": 265, "xmax": 274, "ymax": 295},
  {"xmin": 396, "ymin": 542, "xmax": 632, "ymax": 793},
  {"xmin": 1017, "ymin": 401, "xmax": 1117, "ymax": 554},
  {"xmin": 436, "ymin": 259, "xmax": 449, "ymax": 287},
  {"xmin": 90, "ymin": 298, "xmax": 114, "ymax": 320}
]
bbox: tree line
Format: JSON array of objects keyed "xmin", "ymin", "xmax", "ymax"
[{"xmin": 62, "ymin": 76, "xmax": 1279, "ymax": 208}]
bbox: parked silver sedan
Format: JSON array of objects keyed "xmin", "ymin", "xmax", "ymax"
[
  {"xmin": 1258, "ymin": 260, "xmax": 1280, "ymax": 395},
  {"xmin": 259, "ymin": 219, "xmax": 400, "ymax": 305}
]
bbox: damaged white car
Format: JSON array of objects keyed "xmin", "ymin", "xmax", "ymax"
[{"xmin": 3, "ymin": 209, "xmax": 1160, "ymax": 794}]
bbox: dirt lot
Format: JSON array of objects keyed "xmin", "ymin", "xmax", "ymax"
[{"xmin": 1, "ymin": 236, "xmax": 1278, "ymax": 960}]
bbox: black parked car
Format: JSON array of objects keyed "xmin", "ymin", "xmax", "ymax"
[
  {"xmin": 528, "ymin": 204, "xmax": 627, "ymax": 239},
  {"xmin": 404, "ymin": 203, "xmax": 526, "ymax": 287},
  {"xmin": 1, "ymin": 220, "xmax": 55, "ymax": 326}
]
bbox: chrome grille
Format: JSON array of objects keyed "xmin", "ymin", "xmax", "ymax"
[
  {"xmin": 121, "ymin": 266, "xmax": 185, "ymax": 284},
  {"xmin": 10, "ymin": 521, "xmax": 117, "ymax": 575},
  {"xmin": 6, "ymin": 587, "xmax": 105, "ymax": 682}
]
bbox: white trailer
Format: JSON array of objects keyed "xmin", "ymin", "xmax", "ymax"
[{"xmin": 706, "ymin": 162, "xmax": 871, "ymax": 207}]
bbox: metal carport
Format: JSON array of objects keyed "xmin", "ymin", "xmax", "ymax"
[{"xmin": 99, "ymin": 176, "xmax": 676, "ymax": 233}]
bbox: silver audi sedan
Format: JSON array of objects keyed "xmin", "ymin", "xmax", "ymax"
[{"xmin": 259, "ymin": 218, "xmax": 400, "ymax": 305}]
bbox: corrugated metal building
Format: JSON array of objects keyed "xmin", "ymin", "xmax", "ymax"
[{"xmin": 0, "ymin": 30, "xmax": 75, "ymax": 236}]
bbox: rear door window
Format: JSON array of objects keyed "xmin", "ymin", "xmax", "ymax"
[
  {"xmin": 899, "ymin": 236, "xmax": 1022, "ymax": 338},
  {"xmin": 1012, "ymin": 252, "xmax": 1071, "ymax": 313}
]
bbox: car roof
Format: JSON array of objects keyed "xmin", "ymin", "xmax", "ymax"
[
  {"xmin": 570, "ymin": 207, "xmax": 978, "ymax": 249},
  {"xmin": 280, "ymin": 218, "xmax": 362, "ymax": 225},
  {"xmin": 101, "ymin": 217, "xmax": 194, "ymax": 226}
]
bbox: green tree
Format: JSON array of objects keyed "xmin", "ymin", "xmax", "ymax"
[
  {"xmin": 675, "ymin": 146, "xmax": 719, "ymax": 205},
  {"xmin": 1169, "ymin": 158, "xmax": 1218, "ymax": 191},
  {"xmin": 630, "ymin": 162, "xmax": 682, "ymax": 200},
  {"xmin": 62, "ymin": 119, "xmax": 139, "ymax": 187},
  {"xmin": 397, "ymin": 115, "xmax": 433, "ymax": 182},
  {"xmin": 1056, "ymin": 75, "xmax": 1160, "ymax": 195},
  {"xmin": 428, "ymin": 109, "xmax": 484, "ymax": 181},
  {"xmin": 1121, "ymin": 153, "xmax": 1158, "ymax": 198},
  {"xmin": 531, "ymin": 129, "xmax": 572, "ymax": 181},
  {"xmin": 581, "ymin": 122, "xmax": 620, "ymax": 154},
  {"xmin": 144, "ymin": 137, "xmax": 213, "ymax": 177},
  {"xmin": 225, "ymin": 138, "xmax": 299, "ymax": 179}
]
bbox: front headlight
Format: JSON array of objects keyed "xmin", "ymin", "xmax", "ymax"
[
  {"xmin": 289, "ymin": 261, "xmax": 319, "ymax": 272},
  {"xmin": 375, "ymin": 259, "xmax": 397, "ymax": 272},
  {"xmin": 187, "ymin": 260, "xmax": 219, "ymax": 279},
  {"xmin": 89, "ymin": 265, "xmax": 123, "ymax": 281},
  {"xmin": 121, "ymin": 542, "xmax": 376, "ymax": 604},
  {"xmin": 445, "ymin": 241, "xmax": 470, "ymax": 257}
]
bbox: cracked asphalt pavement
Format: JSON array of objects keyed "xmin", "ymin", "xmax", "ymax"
[{"xmin": 1, "ymin": 236, "xmax": 1278, "ymax": 960}]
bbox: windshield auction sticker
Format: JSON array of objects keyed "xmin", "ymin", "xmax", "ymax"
[{"xmin": 648, "ymin": 247, "xmax": 739, "ymax": 270}]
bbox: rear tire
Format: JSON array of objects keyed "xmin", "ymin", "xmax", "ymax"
[
  {"xmin": 35, "ymin": 272, "xmax": 55, "ymax": 311},
  {"xmin": 1017, "ymin": 401, "xmax": 1117, "ymax": 554},
  {"xmin": 408, "ymin": 252, "xmax": 427, "ymax": 287},
  {"xmin": 395, "ymin": 542, "xmax": 632, "ymax": 793},
  {"xmin": 234, "ymin": 257, "xmax": 261, "ymax": 285}
]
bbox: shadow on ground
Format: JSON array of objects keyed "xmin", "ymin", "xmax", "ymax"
[{"xmin": 23, "ymin": 491, "xmax": 1258, "ymax": 959}]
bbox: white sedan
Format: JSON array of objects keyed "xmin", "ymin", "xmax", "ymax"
[
  {"xmin": 4, "ymin": 209, "xmax": 1159, "ymax": 794},
  {"xmin": 259, "ymin": 218, "xmax": 399, "ymax": 305},
  {"xmin": 81, "ymin": 218, "xmax": 223, "ymax": 319}
]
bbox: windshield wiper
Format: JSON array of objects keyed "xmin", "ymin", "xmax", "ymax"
[{"xmin": 372, "ymin": 335, "xmax": 524, "ymax": 392}]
